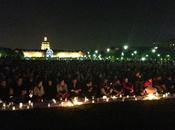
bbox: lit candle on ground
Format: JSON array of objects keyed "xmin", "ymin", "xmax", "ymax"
[
  {"xmin": 30, "ymin": 102, "xmax": 33, "ymax": 107},
  {"xmin": 19, "ymin": 103, "xmax": 23, "ymax": 109},
  {"xmin": 84, "ymin": 97, "xmax": 89, "ymax": 103},
  {"xmin": 126, "ymin": 95, "xmax": 129, "ymax": 98},
  {"xmin": 52, "ymin": 99, "xmax": 57, "ymax": 104},
  {"xmin": 27, "ymin": 105, "xmax": 30, "ymax": 109},
  {"xmin": 119, "ymin": 95, "xmax": 122, "ymax": 98},
  {"xmin": 48, "ymin": 103, "xmax": 51, "ymax": 107},
  {"xmin": 28, "ymin": 100, "xmax": 31, "ymax": 105},
  {"xmin": 12, "ymin": 106, "xmax": 15, "ymax": 111}
]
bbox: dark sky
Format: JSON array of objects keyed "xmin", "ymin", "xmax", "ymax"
[{"xmin": 0, "ymin": 0, "xmax": 175, "ymax": 50}]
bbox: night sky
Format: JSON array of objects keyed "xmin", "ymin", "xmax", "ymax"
[{"xmin": 0, "ymin": 0, "xmax": 175, "ymax": 50}]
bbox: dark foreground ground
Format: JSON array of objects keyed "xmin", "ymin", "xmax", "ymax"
[{"xmin": 0, "ymin": 99, "xmax": 175, "ymax": 130}]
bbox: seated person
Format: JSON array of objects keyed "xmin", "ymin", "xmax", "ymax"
[
  {"xmin": 122, "ymin": 78, "xmax": 134, "ymax": 95},
  {"xmin": 142, "ymin": 78, "xmax": 157, "ymax": 95},
  {"xmin": 100, "ymin": 79, "xmax": 113, "ymax": 97},
  {"xmin": 45, "ymin": 79, "xmax": 56, "ymax": 100},
  {"xmin": 70, "ymin": 78, "xmax": 82, "ymax": 97},
  {"xmin": 56, "ymin": 79, "xmax": 69, "ymax": 100},
  {"xmin": 154, "ymin": 76, "xmax": 166, "ymax": 93},
  {"xmin": 112, "ymin": 79, "xmax": 123, "ymax": 96},
  {"xmin": 0, "ymin": 80, "xmax": 9, "ymax": 101},
  {"xmin": 33, "ymin": 80, "xmax": 45, "ymax": 101},
  {"xmin": 83, "ymin": 80, "xmax": 96, "ymax": 98}
]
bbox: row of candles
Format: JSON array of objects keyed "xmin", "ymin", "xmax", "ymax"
[{"xmin": 0, "ymin": 92, "xmax": 172, "ymax": 111}]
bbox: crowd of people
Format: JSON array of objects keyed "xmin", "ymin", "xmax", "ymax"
[{"xmin": 0, "ymin": 59, "xmax": 175, "ymax": 103}]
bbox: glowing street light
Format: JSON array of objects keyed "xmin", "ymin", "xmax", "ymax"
[
  {"xmin": 134, "ymin": 50, "xmax": 137, "ymax": 54},
  {"xmin": 106, "ymin": 48, "xmax": 110, "ymax": 52},
  {"xmin": 121, "ymin": 52, "xmax": 124, "ymax": 56},
  {"xmin": 123, "ymin": 45, "xmax": 128, "ymax": 50},
  {"xmin": 141, "ymin": 57, "xmax": 146, "ymax": 61},
  {"xmin": 95, "ymin": 50, "xmax": 98, "ymax": 54},
  {"xmin": 166, "ymin": 54, "xmax": 170, "ymax": 57},
  {"xmin": 151, "ymin": 49, "xmax": 156, "ymax": 53},
  {"xmin": 157, "ymin": 54, "xmax": 160, "ymax": 57},
  {"xmin": 146, "ymin": 54, "xmax": 149, "ymax": 57},
  {"xmin": 154, "ymin": 46, "xmax": 158, "ymax": 49}
]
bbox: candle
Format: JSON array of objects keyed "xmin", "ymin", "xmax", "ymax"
[
  {"xmin": 19, "ymin": 103, "xmax": 23, "ymax": 109},
  {"xmin": 126, "ymin": 95, "xmax": 129, "ymax": 98},
  {"xmin": 27, "ymin": 105, "xmax": 30, "ymax": 109},
  {"xmin": 28, "ymin": 100, "xmax": 31, "ymax": 105},
  {"xmin": 48, "ymin": 103, "xmax": 51, "ymax": 107},
  {"xmin": 12, "ymin": 106, "xmax": 15, "ymax": 110},
  {"xmin": 84, "ymin": 97, "xmax": 89, "ymax": 102},
  {"xmin": 31, "ymin": 102, "xmax": 33, "ymax": 107},
  {"xmin": 52, "ymin": 99, "xmax": 57, "ymax": 104}
]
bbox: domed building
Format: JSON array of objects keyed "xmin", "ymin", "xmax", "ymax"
[{"xmin": 20, "ymin": 36, "xmax": 84, "ymax": 60}]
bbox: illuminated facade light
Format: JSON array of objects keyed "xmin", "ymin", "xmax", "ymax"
[{"xmin": 41, "ymin": 36, "xmax": 50, "ymax": 50}]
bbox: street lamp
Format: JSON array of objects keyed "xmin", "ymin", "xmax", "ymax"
[
  {"xmin": 106, "ymin": 48, "xmax": 110, "ymax": 52},
  {"xmin": 151, "ymin": 49, "xmax": 156, "ymax": 53},
  {"xmin": 134, "ymin": 50, "xmax": 137, "ymax": 54},
  {"xmin": 95, "ymin": 50, "xmax": 98, "ymax": 54},
  {"xmin": 123, "ymin": 45, "xmax": 128, "ymax": 50}
]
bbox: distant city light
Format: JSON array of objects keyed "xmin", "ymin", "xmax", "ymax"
[
  {"xmin": 157, "ymin": 54, "xmax": 160, "ymax": 57},
  {"xmin": 134, "ymin": 50, "xmax": 137, "ymax": 54}
]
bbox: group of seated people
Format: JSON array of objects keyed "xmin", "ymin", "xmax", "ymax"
[{"xmin": 0, "ymin": 59, "xmax": 175, "ymax": 102}]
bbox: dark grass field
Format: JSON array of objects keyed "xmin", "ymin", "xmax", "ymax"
[{"xmin": 0, "ymin": 99, "xmax": 175, "ymax": 130}]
